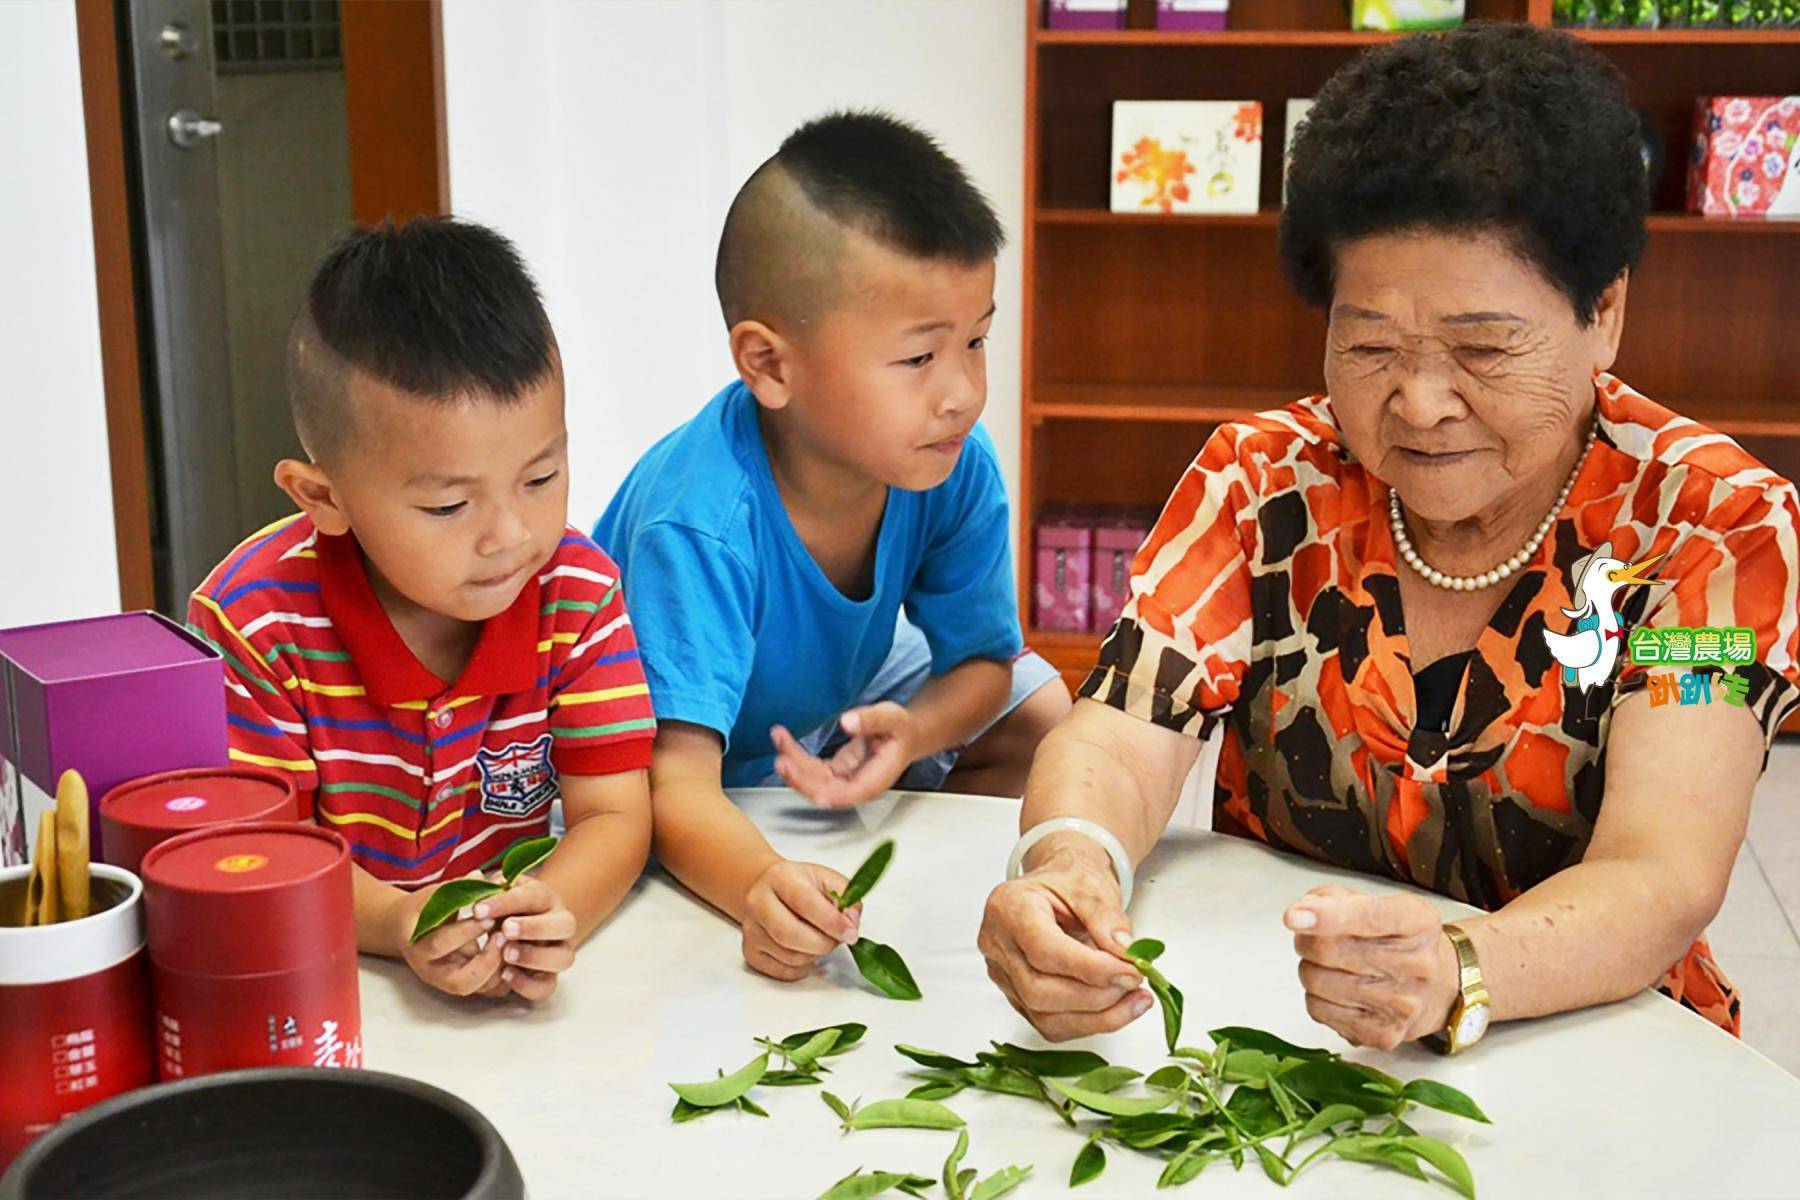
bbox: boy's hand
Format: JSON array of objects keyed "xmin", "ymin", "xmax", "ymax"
[
  {"xmin": 393, "ymin": 877, "xmax": 507, "ymax": 999},
  {"xmin": 741, "ymin": 859, "xmax": 861, "ymax": 981},
  {"xmin": 771, "ymin": 702, "xmax": 918, "ymax": 809},
  {"xmin": 474, "ymin": 876, "xmax": 578, "ymax": 1003}
]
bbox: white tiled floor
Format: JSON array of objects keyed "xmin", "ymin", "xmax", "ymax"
[{"xmin": 1714, "ymin": 741, "xmax": 1800, "ymax": 1076}]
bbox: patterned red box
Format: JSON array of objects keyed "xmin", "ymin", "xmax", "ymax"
[{"xmin": 1686, "ymin": 96, "xmax": 1800, "ymax": 219}]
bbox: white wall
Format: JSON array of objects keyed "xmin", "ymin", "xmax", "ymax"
[
  {"xmin": 441, "ymin": 0, "xmax": 1026, "ymax": 532},
  {"xmin": 0, "ymin": 0, "xmax": 120, "ymax": 626}
]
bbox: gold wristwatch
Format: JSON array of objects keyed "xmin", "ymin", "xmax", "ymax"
[{"xmin": 1426, "ymin": 923, "xmax": 1491, "ymax": 1055}]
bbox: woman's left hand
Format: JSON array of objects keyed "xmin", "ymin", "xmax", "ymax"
[{"xmin": 1284, "ymin": 883, "xmax": 1461, "ymax": 1050}]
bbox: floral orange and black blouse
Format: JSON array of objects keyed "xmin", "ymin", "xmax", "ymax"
[{"xmin": 1082, "ymin": 374, "xmax": 1800, "ymax": 1034}]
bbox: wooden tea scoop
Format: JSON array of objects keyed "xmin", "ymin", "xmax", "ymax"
[
  {"xmin": 25, "ymin": 809, "xmax": 58, "ymax": 925},
  {"xmin": 55, "ymin": 770, "xmax": 90, "ymax": 921}
]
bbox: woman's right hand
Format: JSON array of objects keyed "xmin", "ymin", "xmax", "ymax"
[{"xmin": 977, "ymin": 836, "xmax": 1150, "ymax": 1041}]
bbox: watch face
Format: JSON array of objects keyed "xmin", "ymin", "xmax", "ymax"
[{"xmin": 1455, "ymin": 1003, "xmax": 1490, "ymax": 1046}]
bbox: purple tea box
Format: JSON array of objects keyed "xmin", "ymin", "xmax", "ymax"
[
  {"xmin": 0, "ymin": 612, "xmax": 228, "ymax": 867},
  {"xmin": 1090, "ymin": 512, "xmax": 1156, "ymax": 633},
  {"xmin": 1156, "ymin": 0, "xmax": 1229, "ymax": 30},
  {"xmin": 1034, "ymin": 514, "xmax": 1095, "ymax": 633},
  {"xmin": 1046, "ymin": 0, "xmax": 1127, "ymax": 31}
]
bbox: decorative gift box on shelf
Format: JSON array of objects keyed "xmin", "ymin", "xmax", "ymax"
[
  {"xmin": 1111, "ymin": 100, "xmax": 1263, "ymax": 216},
  {"xmin": 1046, "ymin": 0, "xmax": 1126, "ymax": 30},
  {"xmin": 1090, "ymin": 510, "xmax": 1158, "ymax": 634},
  {"xmin": 1687, "ymin": 96, "xmax": 1800, "ymax": 219},
  {"xmin": 1156, "ymin": 0, "xmax": 1230, "ymax": 30},
  {"xmin": 1034, "ymin": 509, "xmax": 1094, "ymax": 633},
  {"xmin": 1350, "ymin": 0, "xmax": 1465, "ymax": 28},
  {"xmin": 1, "ymin": 613, "xmax": 228, "ymax": 868}
]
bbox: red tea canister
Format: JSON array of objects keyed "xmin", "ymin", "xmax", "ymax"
[
  {"xmin": 0, "ymin": 863, "xmax": 155, "ymax": 1166},
  {"xmin": 141, "ymin": 823, "xmax": 360, "ymax": 1081},
  {"xmin": 99, "ymin": 766, "xmax": 300, "ymax": 876}
]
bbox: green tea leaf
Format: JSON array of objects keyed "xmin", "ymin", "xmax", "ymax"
[
  {"xmin": 1224, "ymin": 1084, "xmax": 1285, "ymax": 1136},
  {"xmin": 763, "ymin": 1070, "xmax": 825, "ymax": 1087},
  {"xmin": 1125, "ymin": 937, "xmax": 1166, "ymax": 961},
  {"xmin": 1326, "ymin": 1135, "xmax": 1427, "ymax": 1181},
  {"xmin": 409, "ymin": 878, "xmax": 507, "ymax": 943},
  {"xmin": 1295, "ymin": 1102, "xmax": 1368, "ymax": 1143},
  {"xmin": 1401, "ymin": 1079, "xmax": 1492, "ymax": 1124},
  {"xmin": 989, "ymin": 1042, "xmax": 1109, "ymax": 1077},
  {"xmin": 1107, "ymin": 1112, "xmax": 1206, "ymax": 1149},
  {"xmin": 850, "ymin": 938, "xmax": 922, "ymax": 1000},
  {"xmin": 1222, "ymin": 1048, "xmax": 1284, "ymax": 1084},
  {"xmin": 1207, "ymin": 1025, "xmax": 1331, "ymax": 1060},
  {"xmin": 736, "ymin": 1094, "xmax": 770, "ymax": 1118},
  {"xmin": 819, "ymin": 1169, "xmax": 924, "ymax": 1200},
  {"xmin": 1144, "ymin": 1065, "xmax": 1190, "ymax": 1091},
  {"xmin": 1070, "ymin": 1139, "xmax": 1106, "ymax": 1187},
  {"xmin": 942, "ymin": 1128, "xmax": 971, "ymax": 1200},
  {"xmin": 1277, "ymin": 1059, "xmax": 1403, "ymax": 1116},
  {"xmin": 668, "ymin": 1051, "xmax": 768, "ymax": 1108},
  {"xmin": 822, "ymin": 1091, "xmax": 853, "ymax": 1122},
  {"xmin": 895, "ymin": 1044, "xmax": 978, "ymax": 1070},
  {"xmin": 782, "ymin": 1022, "xmax": 868, "ymax": 1056},
  {"xmin": 786, "ymin": 1028, "xmax": 844, "ymax": 1069},
  {"xmin": 1074, "ymin": 1065, "xmax": 1141, "ymax": 1094},
  {"xmin": 955, "ymin": 1169, "xmax": 978, "ymax": 1196},
  {"xmin": 1154, "ymin": 977, "xmax": 1186, "ymax": 1055},
  {"xmin": 907, "ymin": 1079, "xmax": 966, "ymax": 1102},
  {"xmin": 499, "ymin": 835, "xmax": 558, "ymax": 884},
  {"xmin": 964, "ymin": 1065, "xmax": 1050, "ymax": 1101},
  {"xmin": 969, "ymin": 1164, "xmax": 1032, "ymax": 1200},
  {"xmin": 1255, "ymin": 1144, "xmax": 1291, "ymax": 1186},
  {"xmin": 1267, "ymin": 1074, "xmax": 1300, "ymax": 1125},
  {"xmin": 1046, "ymin": 1078, "xmax": 1178, "ymax": 1117},
  {"xmin": 1158, "ymin": 1143, "xmax": 1217, "ymax": 1188},
  {"xmin": 835, "ymin": 839, "xmax": 895, "ymax": 910},
  {"xmin": 844, "ymin": 1097, "xmax": 966, "ymax": 1132},
  {"xmin": 670, "ymin": 1097, "xmax": 720, "ymax": 1124},
  {"xmin": 895, "ymin": 1176, "xmax": 936, "ymax": 1199},
  {"xmin": 1397, "ymin": 1135, "xmax": 1477, "ymax": 1199}
]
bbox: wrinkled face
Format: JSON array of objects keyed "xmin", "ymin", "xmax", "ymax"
[
  {"xmin": 781, "ymin": 232, "xmax": 996, "ymax": 492},
  {"xmin": 326, "ymin": 369, "xmax": 570, "ymax": 623},
  {"xmin": 1324, "ymin": 230, "xmax": 1616, "ymax": 525}
]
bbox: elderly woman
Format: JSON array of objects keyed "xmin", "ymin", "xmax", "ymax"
[{"xmin": 980, "ymin": 23, "xmax": 1799, "ymax": 1052}]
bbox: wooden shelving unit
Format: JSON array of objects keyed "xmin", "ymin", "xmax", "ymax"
[{"xmin": 1019, "ymin": 0, "xmax": 1800, "ymax": 699}]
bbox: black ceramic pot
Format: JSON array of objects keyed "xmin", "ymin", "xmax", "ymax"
[{"xmin": 0, "ymin": 1067, "xmax": 524, "ymax": 1199}]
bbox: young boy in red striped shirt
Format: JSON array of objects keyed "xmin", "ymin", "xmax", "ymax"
[{"xmin": 188, "ymin": 219, "xmax": 654, "ymax": 1003}]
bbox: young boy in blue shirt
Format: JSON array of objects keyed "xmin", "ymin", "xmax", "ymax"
[{"xmin": 594, "ymin": 111, "xmax": 1069, "ymax": 981}]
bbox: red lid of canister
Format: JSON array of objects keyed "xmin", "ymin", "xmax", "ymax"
[
  {"xmin": 100, "ymin": 767, "xmax": 299, "ymax": 874},
  {"xmin": 142, "ymin": 823, "xmax": 354, "ymax": 978}
]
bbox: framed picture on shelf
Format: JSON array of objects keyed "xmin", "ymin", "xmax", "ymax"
[{"xmin": 1110, "ymin": 100, "xmax": 1263, "ymax": 215}]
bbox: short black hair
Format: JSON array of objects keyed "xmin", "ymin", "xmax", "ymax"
[
  {"xmin": 288, "ymin": 217, "xmax": 556, "ymax": 459},
  {"xmin": 715, "ymin": 110, "xmax": 1005, "ymax": 329},
  {"xmin": 1279, "ymin": 21, "xmax": 1648, "ymax": 325}
]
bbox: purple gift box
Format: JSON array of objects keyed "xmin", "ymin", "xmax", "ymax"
[
  {"xmin": 1046, "ymin": 0, "xmax": 1127, "ymax": 31},
  {"xmin": 0, "ymin": 612, "xmax": 228, "ymax": 867},
  {"xmin": 1090, "ymin": 513, "xmax": 1155, "ymax": 633},
  {"xmin": 1155, "ymin": 0, "xmax": 1229, "ymax": 30},
  {"xmin": 1034, "ymin": 513, "xmax": 1094, "ymax": 633}
]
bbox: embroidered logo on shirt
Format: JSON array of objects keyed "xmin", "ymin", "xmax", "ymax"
[{"xmin": 476, "ymin": 734, "xmax": 560, "ymax": 818}]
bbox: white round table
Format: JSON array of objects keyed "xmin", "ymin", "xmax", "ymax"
[{"xmin": 359, "ymin": 790, "xmax": 1800, "ymax": 1199}]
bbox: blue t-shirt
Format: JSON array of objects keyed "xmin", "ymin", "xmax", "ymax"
[{"xmin": 592, "ymin": 379, "xmax": 1022, "ymax": 787}]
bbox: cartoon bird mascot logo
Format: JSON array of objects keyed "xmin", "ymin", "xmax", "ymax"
[{"xmin": 1543, "ymin": 540, "xmax": 1666, "ymax": 692}]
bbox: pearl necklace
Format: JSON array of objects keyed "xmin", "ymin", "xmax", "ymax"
[{"xmin": 1389, "ymin": 423, "xmax": 1597, "ymax": 592}]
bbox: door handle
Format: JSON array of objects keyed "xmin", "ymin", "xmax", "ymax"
[{"xmin": 167, "ymin": 109, "xmax": 223, "ymax": 149}]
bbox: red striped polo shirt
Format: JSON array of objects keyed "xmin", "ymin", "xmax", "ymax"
[{"xmin": 187, "ymin": 514, "xmax": 655, "ymax": 886}]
